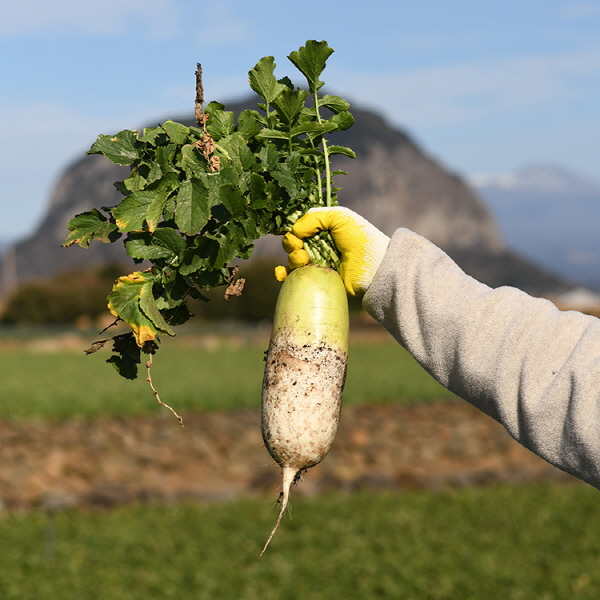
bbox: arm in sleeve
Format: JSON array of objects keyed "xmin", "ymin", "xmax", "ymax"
[{"xmin": 363, "ymin": 228, "xmax": 600, "ymax": 488}]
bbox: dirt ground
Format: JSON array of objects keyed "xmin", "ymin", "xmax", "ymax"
[{"xmin": 0, "ymin": 401, "xmax": 577, "ymax": 511}]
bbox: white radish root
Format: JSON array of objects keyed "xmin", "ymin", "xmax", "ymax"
[
  {"xmin": 258, "ymin": 466, "xmax": 297, "ymax": 560},
  {"xmin": 259, "ymin": 265, "xmax": 348, "ymax": 559}
]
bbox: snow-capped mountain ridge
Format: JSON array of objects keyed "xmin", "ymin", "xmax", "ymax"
[
  {"xmin": 474, "ymin": 164, "xmax": 600, "ymax": 290},
  {"xmin": 471, "ymin": 164, "xmax": 600, "ymax": 195}
]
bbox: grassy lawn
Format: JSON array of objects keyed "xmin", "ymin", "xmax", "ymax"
[
  {"xmin": 1, "ymin": 483, "xmax": 599, "ymax": 599},
  {"xmin": 0, "ymin": 331, "xmax": 456, "ymax": 420}
]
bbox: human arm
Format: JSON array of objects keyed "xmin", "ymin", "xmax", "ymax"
[{"xmin": 292, "ymin": 207, "xmax": 600, "ymax": 488}]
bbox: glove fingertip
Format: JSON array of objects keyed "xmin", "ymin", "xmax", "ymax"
[
  {"xmin": 292, "ymin": 211, "xmax": 329, "ymax": 239},
  {"xmin": 288, "ymin": 249, "xmax": 310, "ymax": 269},
  {"xmin": 274, "ymin": 265, "xmax": 289, "ymax": 282},
  {"xmin": 282, "ymin": 232, "xmax": 304, "ymax": 253}
]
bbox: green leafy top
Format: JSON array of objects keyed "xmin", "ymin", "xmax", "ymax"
[{"xmin": 63, "ymin": 40, "xmax": 355, "ymax": 378}]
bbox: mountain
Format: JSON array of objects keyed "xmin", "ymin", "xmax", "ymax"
[
  {"xmin": 473, "ymin": 164, "xmax": 600, "ymax": 290},
  {"xmin": 0, "ymin": 100, "xmax": 571, "ymax": 300}
]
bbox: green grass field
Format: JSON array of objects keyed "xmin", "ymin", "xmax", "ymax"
[
  {"xmin": 0, "ymin": 332, "xmax": 456, "ymax": 420},
  {"xmin": 3, "ymin": 329, "xmax": 597, "ymax": 599},
  {"xmin": 1, "ymin": 483, "xmax": 599, "ymax": 600}
]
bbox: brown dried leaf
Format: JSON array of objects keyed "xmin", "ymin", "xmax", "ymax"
[
  {"xmin": 193, "ymin": 133, "xmax": 220, "ymax": 172},
  {"xmin": 224, "ymin": 278, "xmax": 246, "ymax": 301},
  {"xmin": 84, "ymin": 340, "xmax": 108, "ymax": 355}
]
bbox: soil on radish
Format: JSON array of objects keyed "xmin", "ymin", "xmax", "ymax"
[{"xmin": 261, "ymin": 333, "xmax": 347, "ymax": 470}]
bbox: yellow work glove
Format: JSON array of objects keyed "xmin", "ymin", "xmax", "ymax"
[{"xmin": 285, "ymin": 207, "xmax": 390, "ymax": 296}]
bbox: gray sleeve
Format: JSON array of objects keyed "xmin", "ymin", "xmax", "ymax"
[{"xmin": 363, "ymin": 228, "xmax": 600, "ymax": 488}]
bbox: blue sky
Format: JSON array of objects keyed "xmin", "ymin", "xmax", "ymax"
[{"xmin": 1, "ymin": 0, "xmax": 599, "ymax": 242}]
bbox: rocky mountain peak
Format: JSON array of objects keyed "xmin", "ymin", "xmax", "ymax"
[{"xmin": 0, "ymin": 99, "xmax": 569, "ymax": 299}]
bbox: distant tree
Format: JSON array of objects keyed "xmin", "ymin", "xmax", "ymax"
[
  {"xmin": 1, "ymin": 263, "xmax": 126, "ymax": 325},
  {"xmin": 1, "ymin": 259, "xmax": 365, "ymax": 326},
  {"xmin": 189, "ymin": 259, "xmax": 282, "ymax": 322}
]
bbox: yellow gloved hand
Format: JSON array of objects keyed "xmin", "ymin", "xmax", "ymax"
[{"xmin": 289, "ymin": 207, "xmax": 390, "ymax": 296}]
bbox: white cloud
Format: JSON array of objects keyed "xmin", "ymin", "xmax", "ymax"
[
  {"xmin": 162, "ymin": 74, "xmax": 249, "ymax": 109},
  {"xmin": 331, "ymin": 48, "xmax": 600, "ymax": 129},
  {"xmin": 191, "ymin": 2, "xmax": 251, "ymax": 46},
  {"xmin": 388, "ymin": 31, "xmax": 482, "ymax": 55},
  {"xmin": 1, "ymin": 0, "xmax": 252, "ymax": 46},
  {"xmin": 0, "ymin": 101, "xmax": 157, "ymax": 240},
  {"xmin": 0, "ymin": 0, "xmax": 180, "ymax": 38},
  {"xmin": 561, "ymin": 2, "xmax": 600, "ymax": 19}
]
